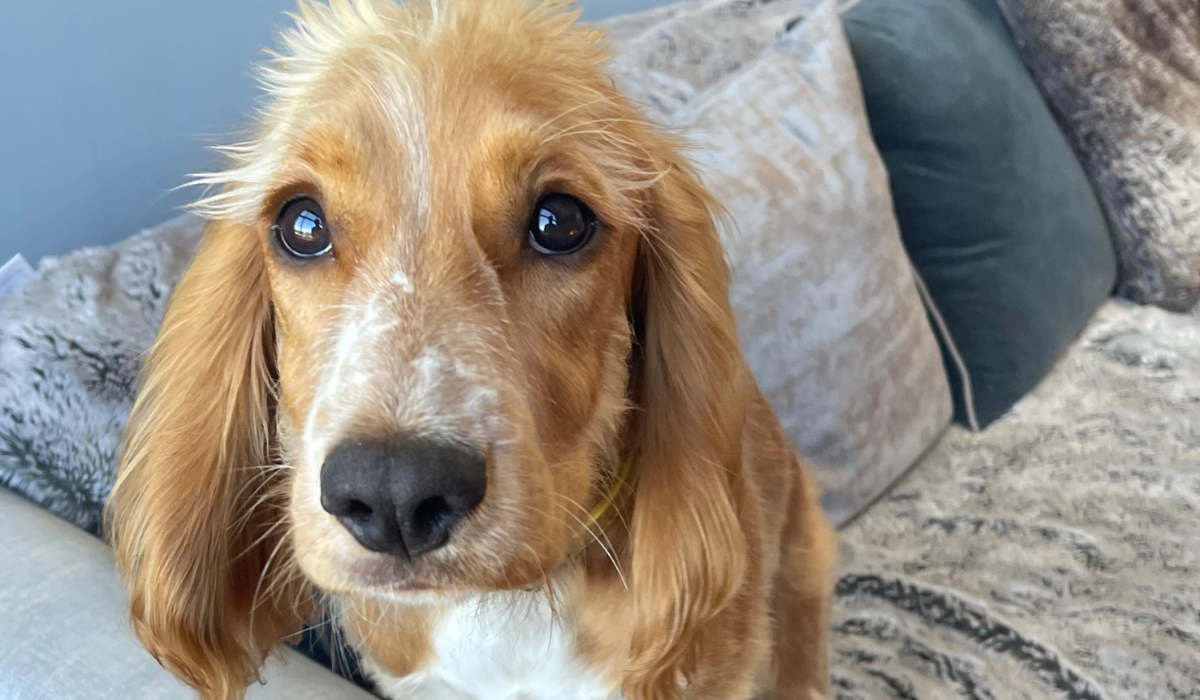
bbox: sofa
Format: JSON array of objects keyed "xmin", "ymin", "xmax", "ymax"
[{"xmin": 2, "ymin": 0, "xmax": 1198, "ymax": 698}]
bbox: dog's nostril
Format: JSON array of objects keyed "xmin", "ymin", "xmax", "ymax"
[
  {"xmin": 343, "ymin": 499, "xmax": 374, "ymax": 522},
  {"xmin": 412, "ymin": 496, "xmax": 454, "ymax": 539}
]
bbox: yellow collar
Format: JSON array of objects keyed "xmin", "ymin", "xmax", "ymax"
[{"xmin": 571, "ymin": 457, "xmax": 633, "ymax": 553}]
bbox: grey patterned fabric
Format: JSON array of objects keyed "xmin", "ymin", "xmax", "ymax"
[
  {"xmin": 996, "ymin": 0, "xmax": 1200, "ymax": 312},
  {"xmin": 0, "ymin": 217, "xmax": 201, "ymax": 535},
  {"xmin": 834, "ymin": 300, "xmax": 1200, "ymax": 699},
  {"xmin": 667, "ymin": 2, "xmax": 953, "ymax": 525}
]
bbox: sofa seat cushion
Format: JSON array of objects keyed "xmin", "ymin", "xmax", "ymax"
[
  {"xmin": 833, "ymin": 300, "xmax": 1200, "ymax": 697},
  {"xmin": 0, "ymin": 487, "xmax": 379, "ymax": 700}
]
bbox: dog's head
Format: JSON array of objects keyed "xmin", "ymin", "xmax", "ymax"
[{"xmin": 108, "ymin": 1, "xmax": 749, "ymax": 697}]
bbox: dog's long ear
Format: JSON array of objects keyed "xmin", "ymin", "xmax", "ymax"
[
  {"xmin": 625, "ymin": 144, "xmax": 750, "ymax": 700},
  {"xmin": 107, "ymin": 220, "xmax": 302, "ymax": 700}
]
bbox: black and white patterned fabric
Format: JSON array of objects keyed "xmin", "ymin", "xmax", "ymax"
[{"xmin": 831, "ymin": 301, "xmax": 1200, "ymax": 699}]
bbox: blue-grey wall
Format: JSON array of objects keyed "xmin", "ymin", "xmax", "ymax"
[{"xmin": 0, "ymin": 0, "xmax": 668, "ymax": 264}]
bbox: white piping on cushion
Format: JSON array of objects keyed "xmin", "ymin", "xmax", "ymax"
[{"xmin": 911, "ymin": 267, "xmax": 982, "ymax": 432}]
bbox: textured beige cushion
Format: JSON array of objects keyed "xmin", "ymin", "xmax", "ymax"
[
  {"xmin": 607, "ymin": 0, "xmax": 821, "ymax": 121},
  {"xmin": 609, "ymin": 1, "xmax": 953, "ymax": 524}
]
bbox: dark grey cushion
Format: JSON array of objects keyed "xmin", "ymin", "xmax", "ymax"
[{"xmin": 844, "ymin": 0, "xmax": 1118, "ymax": 427}]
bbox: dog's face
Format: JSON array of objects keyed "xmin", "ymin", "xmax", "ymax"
[
  {"xmin": 251, "ymin": 6, "xmax": 649, "ymax": 595},
  {"xmin": 110, "ymin": 2, "xmax": 750, "ymax": 696}
]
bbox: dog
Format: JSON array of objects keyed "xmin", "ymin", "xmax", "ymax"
[{"xmin": 107, "ymin": 1, "xmax": 836, "ymax": 699}]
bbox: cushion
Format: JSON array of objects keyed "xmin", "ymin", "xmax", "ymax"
[
  {"xmin": 834, "ymin": 300, "xmax": 1200, "ymax": 698},
  {"xmin": 843, "ymin": 0, "xmax": 1118, "ymax": 428},
  {"xmin": 0, "ymin": 488, "xmax": 379, "ymax": 700},
  {"xmin": 602, "ymin": 0, "xmax": 692, "ymax": 42},
  {"xmin": 0, "ymin": 217, "xmax": 202, "ymax": 535},
  {"xmin": 607, "ymin": 0, "xmax": 827, "ymax": 121},
  {"xmin": 996, "ymin": 0, "xmax": 1200, "ymax": 312},
  {"xmin": 666, "ymin": 0, "xmax": 953, "ymax": 525}
]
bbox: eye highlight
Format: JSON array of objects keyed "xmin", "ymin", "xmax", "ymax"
[
  {"xmin": 528, "ymin": 194, "xmax": 597, "ymax": 256},
  {"xmin": 273, "ymin": 197, "xmax": 332, "ymax": 259}
]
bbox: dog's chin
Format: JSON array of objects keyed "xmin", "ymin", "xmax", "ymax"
[
  {"xmin": 343, "ymin": 584, "xmax": 478, "ymax": 607},
  {"xmin": 299, "ymin": 544, "xmax": 555, "ymax": 605},
  {"xmin": 317, "ymin": 572, "xmax": 553, "ymax": 608}
]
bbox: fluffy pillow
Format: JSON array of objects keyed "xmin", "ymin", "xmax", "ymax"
[
  {"xmin": 996, "ymin": 0, "xmax": 1200, "ymax": 311},
  {"xmin": 662, "ymin": 1, "xmax": 953, "ymax": 524},
  {"xmin": 843, "ymin": 0, "xmax": 1118, "ymax": 427},
  {"xmin": 0, "ymin": 218, "xmax": 202, "ymax": 534}
]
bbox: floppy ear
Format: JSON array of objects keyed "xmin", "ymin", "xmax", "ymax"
[
  {"xmin": 107, "ymin": 220, "xmax": 303, "ymax": 700},
  {"xmin": 625, "ymin": 148, "xmax": 750, "ymax": 700}
]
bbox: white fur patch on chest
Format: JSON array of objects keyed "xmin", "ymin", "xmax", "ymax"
[{"xmin": 367, "ymin": 592, "xmax": 623, "ymax": 700}]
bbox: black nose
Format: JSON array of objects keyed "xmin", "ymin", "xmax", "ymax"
[{"xmin": 320, "ymin": 436, "xmax": 487, "ymax": 558}]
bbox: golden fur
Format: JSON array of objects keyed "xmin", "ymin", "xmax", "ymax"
[{"xmin": 107, "ymin": 2, "xmax": 836, "ymax": 699}]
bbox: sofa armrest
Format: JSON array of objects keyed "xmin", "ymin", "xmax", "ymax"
[{"xmin": 0, "ymin": 488, "xmax": 376, "ymax": 700}]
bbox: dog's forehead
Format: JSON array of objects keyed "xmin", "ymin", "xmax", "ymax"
[
  {"xmin": 280, "ymin": 3, "xmax": 603, "ymax": 153},
  {"xmin": 192, "ymin": 0, "xmax": 619, "ymax": 227},
  {"xmin": 274, "ymin": 41, "xmax": 577, "ymax": 208}
]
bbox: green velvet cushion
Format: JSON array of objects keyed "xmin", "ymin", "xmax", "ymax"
[{"xmin": 843, "ymin": 0, "xmax": 1117, "ymax": 428}]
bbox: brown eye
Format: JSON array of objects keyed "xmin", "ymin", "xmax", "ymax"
[
  {"xmin": 528, "ymin": 194, "xmax": 596, "ymax": 255},
  {"xmin": 273, "ymin": 197, "xmax": 332, "ymax": 259}
]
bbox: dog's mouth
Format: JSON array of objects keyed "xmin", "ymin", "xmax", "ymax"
[
  {"xmin": 292, "ymin": 495, "xmax": 565, "ymax": 602},
  {"xmin": 303, "ymin": 550, "xmax": 558, "ymax": 606}
]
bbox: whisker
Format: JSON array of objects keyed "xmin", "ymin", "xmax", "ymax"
[
  {"xmin": 248, "ymin": 535, "xmax": 291, "ymax": 636},
  {"xmin": 234, "ymin": 514, "xmax": 292, "ymax": 561},
  {"xmin": 282, "ymin": 613, "xmax": 335, "ymax": 642},
  {"xmin": 553, "ymin": 497, "xmax": 628, "ymax": 589},
  {"xmin": 261, "ymin": 548, "xmax": 301, "ymax": 604},
  {"xmin": 230, "ymin": 481, "xmax": 290, "ymax": 533},
  {"xmin": 231, "ymin": 467, "xmax": 290, "ymax": 512}
]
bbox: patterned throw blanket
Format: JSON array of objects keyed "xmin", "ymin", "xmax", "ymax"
[{"xmin": 2, "ymin": 218, "xmax": 1198, "ymax": 699}]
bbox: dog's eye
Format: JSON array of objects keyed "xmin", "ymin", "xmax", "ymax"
[
  {"xmin": 273, "ymin": 197, "xmax": 332, "ymax": 259},
  {"xmin": 528, "ymin": 194, "xmax": 596, "ymax": 255}
]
